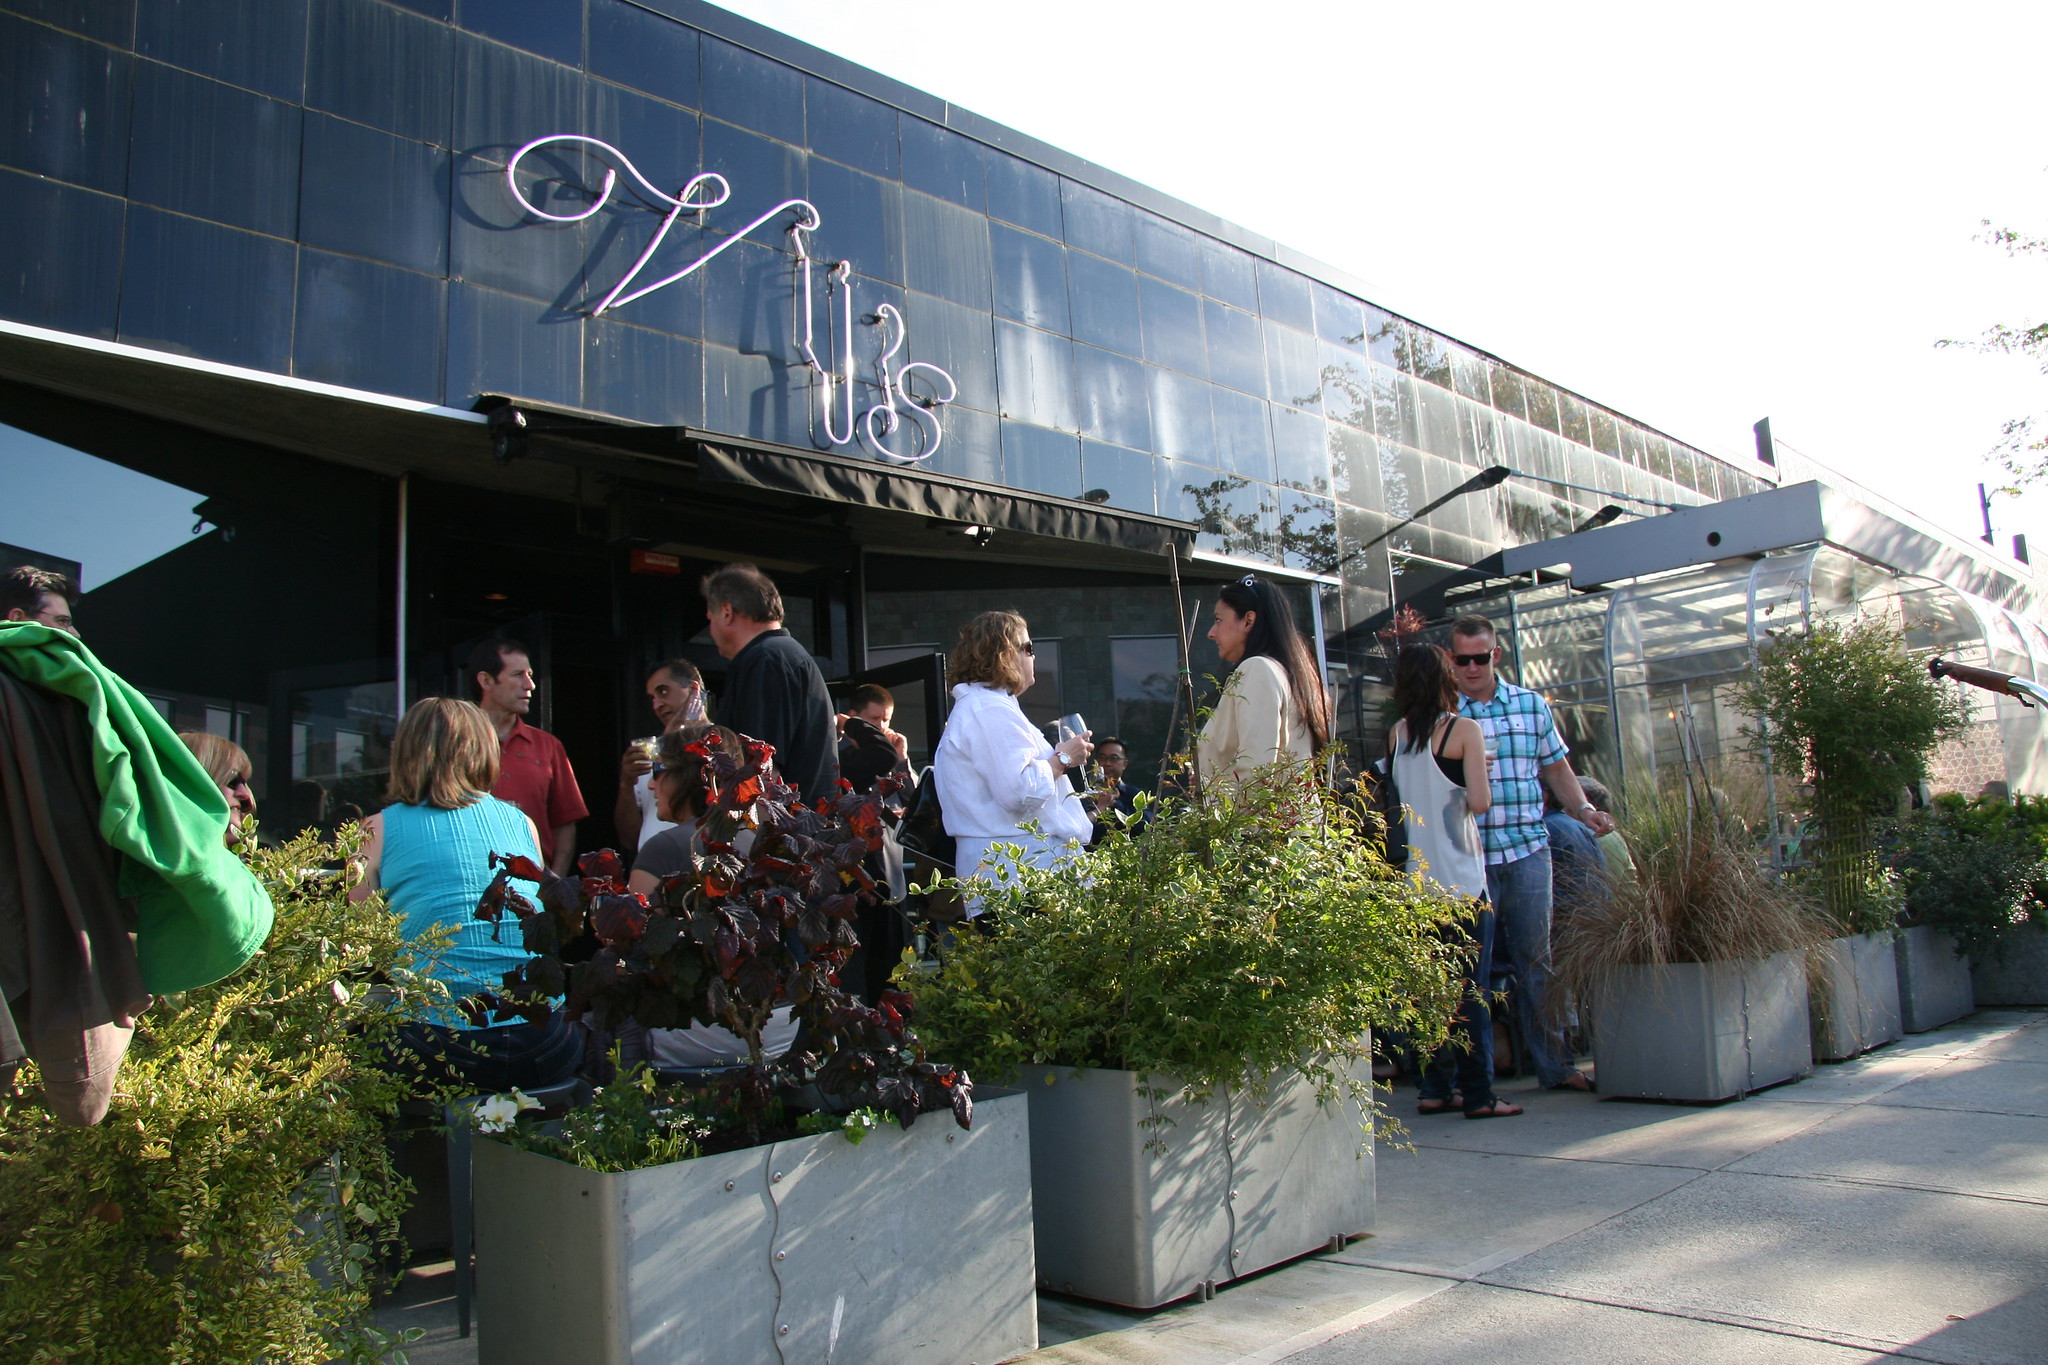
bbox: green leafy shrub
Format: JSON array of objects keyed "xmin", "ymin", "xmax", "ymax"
[
  {"xmin": 0, "ymin": 825, "xmax": 447, "ymax": 1365},
  {"xmin": 903, "ymin": 766, "xmax": 1464, "ymax": 1117},
  {"xmin": 1735, "ymin": 616, "xmax": 1971, "ymax": 932},
  {"xmin": 1885, "ymin": 794, "xmax": 2048, "ymax": 964}
]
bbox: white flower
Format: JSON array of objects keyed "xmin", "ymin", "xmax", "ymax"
[{"xmin": 474, "ymin": 1089, "xmax": 542, "ymax": 1134}]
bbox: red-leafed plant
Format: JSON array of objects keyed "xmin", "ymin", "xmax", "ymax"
[{"xmin": 469, "ymin": 736, "xmax": 970, "ymax": 1150}]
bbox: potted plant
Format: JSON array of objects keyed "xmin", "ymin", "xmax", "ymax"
[
  {"xmin": 1554, "ymin": 786, "xmax": 1829, "ymax": 1101},
  {"xmin": 463, "ymin": 740, "xmax": 1036, "ymax": 1365},
  {"xmin": 0, "ymin": 824, "xmax": 439, "ymax": 1365},
  {"xmin": 1886, "ymin": 793, "xmax": 2048, "ymax": 1023},
  {"xmin": 1734, "ymin": 616, "xmax": 1970, "ymax": 1046},
  {"xmin": 905, "ymin": 766, "xmax": 1463, "ymax": 1309}
]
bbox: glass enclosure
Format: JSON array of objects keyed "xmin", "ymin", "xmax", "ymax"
[{"xmin": 1466, "ymin": 543, "xmax": 2048, "ymax": 808}]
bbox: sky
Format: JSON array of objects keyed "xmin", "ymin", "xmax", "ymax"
[
  {"xmin": 715, "ymin": 0, "xmax": 2048, "ymax": 562},
  {"xmin": 0, "ymin": 430, "xmax": 202, "ymax": 591}
]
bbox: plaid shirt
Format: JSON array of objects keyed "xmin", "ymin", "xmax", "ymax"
[{"xmin": 1459, "ymin": 679, "xmax": 1568, "ymax": 866}]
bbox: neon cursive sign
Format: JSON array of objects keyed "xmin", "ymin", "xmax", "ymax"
[{"xmin": 505, "ymin": 134, "xmax": 954, "ymax": 464}]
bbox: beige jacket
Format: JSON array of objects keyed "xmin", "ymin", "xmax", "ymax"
[{"xmin": 1195, "ymin": 655, "xmax": 1312, "ymax": 794}]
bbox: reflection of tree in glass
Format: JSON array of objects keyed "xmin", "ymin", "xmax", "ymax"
[
  {"xmin": 1183, "ymin": 474, "xmax": 1337, "ymax": 572},
  {"xmin": 1938, "ymin": 221, "xmax": 2046, "ymax": 487}
]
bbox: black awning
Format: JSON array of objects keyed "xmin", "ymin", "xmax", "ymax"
[{"xmin": 691, "ymin": 438, "xmax": 1192, "ymax": 558}]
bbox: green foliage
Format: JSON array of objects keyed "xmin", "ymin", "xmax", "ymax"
[
  {"xmin": 478, "ymin": 1061, "xmax": 709, "ymax": 1174},
  {"xmin": 796, "ymin": 1107, "xmax": 897, "ymax": 1146},
  {"xmin": 1736, "ymin": 615, "xmax": 1971, "ymax": 930},
  {"xmin": 1937, "ymin": 221, "xmax": 2046, "ymax": 486},
  {"xmin": 1884, "ymin": 794, "xmax": 2048, "ymax": 964},
  {"xmin": 1738, "ymin": 616, "xmax": 1972, "ymax": 812},
  {"xmin": 904, "ymin": 765, "xmax": 1465, "ymax": 1115},
  {"xmin": 0, "ymin": 825, "xmax": 445, "ymax": 1365}
]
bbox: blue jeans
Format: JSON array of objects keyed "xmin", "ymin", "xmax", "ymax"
[
  {"xmin": 1488, "ymin": 847, "xmax": 1574, "ymax": 1088},
  {"xmin": 1418, "ymin": 901, "xmax": 1496, "ymax": 1111}
]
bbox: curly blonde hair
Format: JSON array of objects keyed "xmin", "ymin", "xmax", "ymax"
[{"xmin": 947, "ymin": 610, "xmax": 1031, "ymax": 695}]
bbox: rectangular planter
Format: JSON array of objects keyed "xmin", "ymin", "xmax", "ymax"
[
  {"xmin": 1810, "ymin": 933, "xmax": 1904, "ymax": 1062},
  {"xmin": 1896, "ymin": 925, "xmax": 1975, "ymax": 1032},
  {"xmin": 1016, "ymin": 1055, "xmax": 1373, "ymax": 1310},
  {"xmin": 1589, "ymin": 952, "xmax": 1811, "ymax": 1102},
  {"xmin": 472, "ymin": 1091, "xmax": 1036, "ymax": 1365},
  {"xmin": 1969, "ymin": 929, "xmax": 2048, "ymax": 1006}
]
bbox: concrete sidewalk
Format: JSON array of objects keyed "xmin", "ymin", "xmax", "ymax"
[{"xmin": 381, "ymin": 1008, "xmax": 2048, "ymax": 1365}]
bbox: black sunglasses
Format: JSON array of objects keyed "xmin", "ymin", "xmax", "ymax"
[
  {"xmin": 1452, "ymin": 651, "xmax": 1493, "ymax": 668},
  {"xmin": 1016, "ymin": 639, "xmax": 1035, "ymax": 656}
]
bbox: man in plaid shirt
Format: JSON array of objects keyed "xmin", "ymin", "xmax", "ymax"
[{"xmin": 1452, "ymin": 614, "xmax": 1614, "ymax": 1093}]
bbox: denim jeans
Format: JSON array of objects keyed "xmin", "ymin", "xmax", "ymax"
[
  {"xmin": 1488, "ymin": 847, "xmax": 1574, "ymax": 1088},
  {"xmin": 1418, "ymin": 901, "xmax": 1496, "ymax": 1111}
]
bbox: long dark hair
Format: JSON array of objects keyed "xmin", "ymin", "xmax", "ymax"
[
  {"xmin": 1392, "ymin": 643, "xmax": 1458, "ymax": 753},
  {"xmin": 1215, "ymin": 575, "xmax": 1331, "ymax": 751}
]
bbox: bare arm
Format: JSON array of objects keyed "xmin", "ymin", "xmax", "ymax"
[
  {"xmin": 546, "ymin": 820, "xmax": 574, "ymax": 875},
  {"xmin": 347, "ymin": 812, "xmax": 382, "ymax": 904},
  {"xmin": 628, "ymin": 867, "xmax": 659, "ymax": 898},
  {"xmin": 614, "ymin": 747, "xmax": 648, "ymax": 850},
  {"xmin": 1539, "ymin": 759, "xmax": 1615, "ymax": 836},
  {"xmin": 1451, "ymin": 717, "xmax": 1491, "ymax": 815}
]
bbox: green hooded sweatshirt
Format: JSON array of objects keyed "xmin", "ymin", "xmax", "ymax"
[{"xmin": 0, "ymin": 622, "xmax": 273, "ymax": 993}]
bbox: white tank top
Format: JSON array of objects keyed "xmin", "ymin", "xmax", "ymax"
[{"xmin": 1391, "ymin": 717, "xmax": 1487, "ymax": 900}]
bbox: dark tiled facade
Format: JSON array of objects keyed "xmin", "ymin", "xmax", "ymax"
[{"xmin": 0, "ymin": 0, "xmax": 1767, "ymax": 652}]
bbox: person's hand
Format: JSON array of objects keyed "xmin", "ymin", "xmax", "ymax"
[
  {"xmin": 1057, "ymin": 733, "xmax": 1093, "ymax": 769},
  {"xmin": 1582, "ymin": 807, "xmax": 1616, "ymax": 836},
  {"xmin": 620, "ymin": 744, "xmax": 653, "ymax": 787},
  {"xmin": 882, "ymin": 726, "xmax": 909, "ymax": 761}
]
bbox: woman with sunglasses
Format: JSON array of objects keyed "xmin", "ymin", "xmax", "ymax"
[
  {"xmin": 1389, "ymin": 643, "xmax": 1519, "ymax": 1119},
  {"xmin": 932, "ymin": 611, "xmax": 1093, "ymax": 913},
  {"xmin": 1197, "ymin": 575, "xmax": 1332, "ymax": 793},
  {"xmin": 179, "ymin": 731, "xmax": 257, "ymax": 846}
]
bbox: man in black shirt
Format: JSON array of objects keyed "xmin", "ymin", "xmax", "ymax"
[{"xmin": 701, "ymin": 563, "xmax": 838, "ymax": 800}]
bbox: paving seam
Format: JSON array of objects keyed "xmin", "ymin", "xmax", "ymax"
[
  {"xmin": 1402, "ymin": 1143, "xmax": 1716, "ymax": 1175},
  {"xmin": 1454, "ymin": 1279, "xmax": 1942, "ymax": 1362},
  {"xmin": 1707, "ymin": 1164, "xmax": 2048, "ymax": 1208},
  {"xmin": 1217, "ymin": 1274, "xmax": 1461, "ymax": 1365}
]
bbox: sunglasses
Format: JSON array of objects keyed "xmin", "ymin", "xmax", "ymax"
[
  {"xmin": 1452, "ymin": 652, "xmax": 1494, "ymax": 668},
  {"xmin": 1016, "ymin": 640, "xmax": 1035, "ymax": 656}
]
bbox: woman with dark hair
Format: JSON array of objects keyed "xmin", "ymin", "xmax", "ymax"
[
  {"xmin": 627, "ymin": 722, "xmax": 743, "ymax": 897},
  {"xmin": 1196, "ymin": 574, "xmax": 1332, "ymax": 792},
  {"xmin": 933, "ymin": 610, "xmax": 1094, "ymax": 911},
  {"xmin": 1389, "ymin": 643, "xmax": 1518, "ymax": 1119}
]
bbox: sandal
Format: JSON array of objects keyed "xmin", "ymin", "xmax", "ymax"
[
  {"xmin": 1549, "ymin": 1072, "xmax": 1596, "ymax": 1093},
  {"xmin": 1416, "ymin": 1097, "xmax": 1456, "ymax": 1115},
  {"xmin": 1464, "ymin": 1098, "xmax": 1523, "ymax": 1119}
]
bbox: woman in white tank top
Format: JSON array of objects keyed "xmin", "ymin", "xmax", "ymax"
[{"xmin": 1390, "ymin": 644, "xmax": 1520, "ymax": 1120}]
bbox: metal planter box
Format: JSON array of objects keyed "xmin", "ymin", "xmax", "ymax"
[
  {"xmin": 1810, "ymin": 933, "xmax": 1904, "ymax": 1062},
  {"xmin": 1896, "ymin": 925, "xmax": 1975, "ymax": 1032},
  {"xmin": 471, "ymin": 1091, "xmax": 1037, "ymax": 1365},
  {"xmin": 1015, "ymin": 1057, "xmax": 1373, "ymax": 1310},
  {"xmin": 1589, "ymin": 952, "xmax": 1811, "ymax": 1102},
  {"xmin": 1969, "ymin": 929, "xmax": 2048, "ymax": 1005}
]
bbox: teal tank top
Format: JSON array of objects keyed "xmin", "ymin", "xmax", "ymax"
[{"xmin": 379, "ymin": 796, "xmax": 547, "ymax": 1027}]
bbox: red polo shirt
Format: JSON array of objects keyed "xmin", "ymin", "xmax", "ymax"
[{"xmin": 492, "ymin": 718, "xmax": 588, "ymax": 864}]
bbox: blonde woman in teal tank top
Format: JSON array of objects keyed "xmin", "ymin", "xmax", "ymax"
[{"xmin": 352, "ymin": 698, "xmax": 580, "ymax": 1092}]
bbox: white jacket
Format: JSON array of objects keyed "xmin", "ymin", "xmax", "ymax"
[{"xmin": 933, "ymin": 683, "xmax": 1094, "ymax": 844}]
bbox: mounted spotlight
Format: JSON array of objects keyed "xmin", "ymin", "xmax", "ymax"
[
  {"xmin": 1571, "ymin": 504, "xmax": 1626, "ymax": 534},
  {"xmin": 952, "ymin": 524, "xmax": 996, "ymax": 547},
  {"xmin": 1080, "ymin": 488, "xmax": 1111, "ymax": 505},
  {"xmin": 488, "ymin": 405, "xmax": 530, "ymax": 465}
]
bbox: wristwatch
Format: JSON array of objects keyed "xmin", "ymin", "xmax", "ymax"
[
  {"xmin": 1577, "ymin": 802, "xmax": 1597, "ymax": 817},
  {"xmin": 1055, "ymin": 750, "xmax": 1075, "ymax": 768}
]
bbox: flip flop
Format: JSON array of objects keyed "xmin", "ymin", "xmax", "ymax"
[
  {"xmin": 1463, "ymin": 1098, "xmax": 1524, "ymax": 1119},
  {"xmin": 1416, "ymin": 1097, "xmax": 1456, "ymax": 1115},
  {"xmin": 1550, "ymin": 1072, "xmax": 1596, "ymax": 1093}
]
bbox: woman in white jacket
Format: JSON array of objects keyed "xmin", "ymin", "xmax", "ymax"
[{"xmin": 933, "ymin": 610, "xmax": 1095, "ymax": 912}]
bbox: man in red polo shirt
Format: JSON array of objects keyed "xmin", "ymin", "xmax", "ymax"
[{"xmin": 469, "ymin": 638, "xmax": 587, "ymax": 874}]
